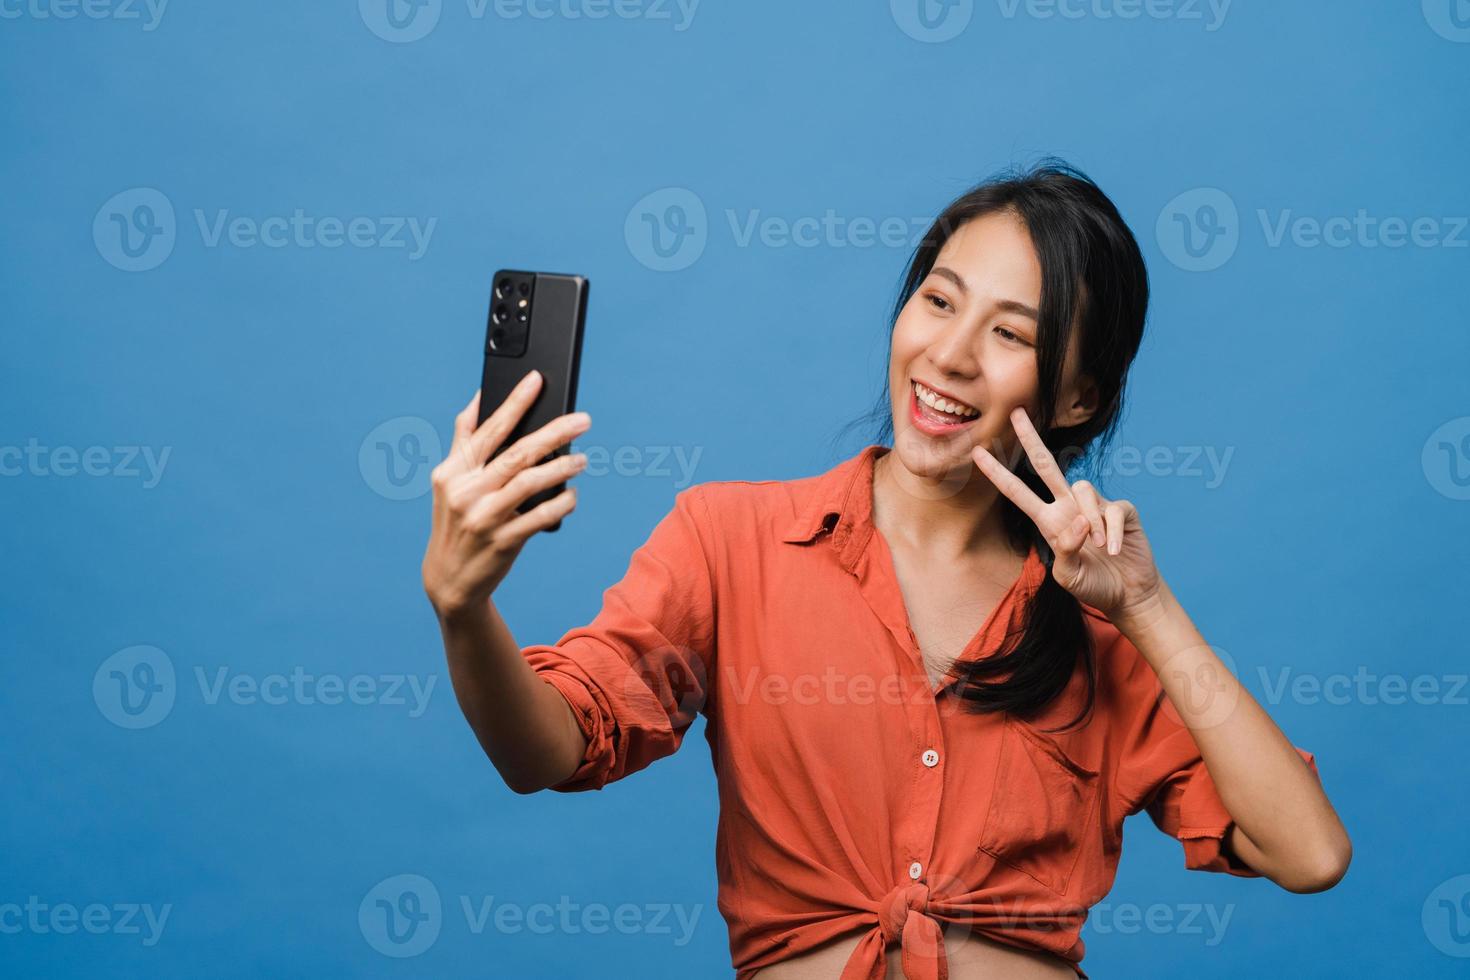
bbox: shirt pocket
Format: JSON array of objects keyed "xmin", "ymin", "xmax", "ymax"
[{"xmin": 976, "ymin": 713, "xmax": 1101, "ymax": 897}]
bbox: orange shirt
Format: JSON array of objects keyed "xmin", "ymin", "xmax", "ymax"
[{"xmin": 522, "ymin": 444, "xmax": 1321, "ymax": 979}]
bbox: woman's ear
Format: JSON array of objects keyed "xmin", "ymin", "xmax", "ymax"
[{"xmin": 1055, "ymin": 374, "xmax": 1099, "ymax": 429}]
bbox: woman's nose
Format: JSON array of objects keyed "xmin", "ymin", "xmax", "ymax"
[{"xmin": 926, "ymin": 324, "xmax": 980, "ymax": 378}]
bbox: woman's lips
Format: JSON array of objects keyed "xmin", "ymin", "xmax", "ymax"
[{"xmin": 908, "ymin": 382, "xmax": 980, "ymax": 436}]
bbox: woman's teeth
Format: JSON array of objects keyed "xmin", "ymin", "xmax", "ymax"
[{"xmin": 913, "ymin": 380, "xmax": 979, "ymax": 419}]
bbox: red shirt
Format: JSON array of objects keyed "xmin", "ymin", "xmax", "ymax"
[{"xmin": 522, "ymin": 444, "xmax": 1321, "ymax": 978}]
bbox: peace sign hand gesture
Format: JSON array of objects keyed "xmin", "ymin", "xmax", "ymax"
[{"xmin": 971, "ymin": 407, "xmax": 1162, "ymax": 625}]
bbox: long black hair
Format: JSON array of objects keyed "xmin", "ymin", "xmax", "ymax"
[{"xmin": 836, "ymin": 157, "xmax": 1149, "ymax": 733}]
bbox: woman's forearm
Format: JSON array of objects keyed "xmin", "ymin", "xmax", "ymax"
[
  {"xmin": 1116, "ymin": 580, "xmax": 1352, "ymax": 892},
  {"xmin": 436, "ymin": 599, "xmax": 588, "ymax": 794},
  {"xmin": 420, "ymin": 376, "xmax": 594, "ymax": 793}
]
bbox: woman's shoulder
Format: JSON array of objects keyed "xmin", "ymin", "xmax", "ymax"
[
  {"xmin": 681, "ymin": 472, "xmax": 818, "ymax": 529},
  {"xmin": 674, "ymin": 461, "xmax": 844, "ymax": 556},
  {"xmin": 684, "ymin": 446, "xmax": 872, "ymax": 534}
]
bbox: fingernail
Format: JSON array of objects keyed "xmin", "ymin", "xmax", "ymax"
[
  {"xmin": 571, "ymin": 411, "xmax": 591, "ymax": 427},
  {"xmin": 522, "ymin": 369, "xmax": 540, "ymax": 385}
]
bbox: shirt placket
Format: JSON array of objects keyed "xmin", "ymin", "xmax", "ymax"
[{"xmin": 845, "ymin": 523, "xmax": 947, "ymax": 900}]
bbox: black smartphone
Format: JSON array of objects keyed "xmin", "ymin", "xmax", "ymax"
[{"xmin": 477, "ymin": 268, "xmax": 589, "ymax": 532}]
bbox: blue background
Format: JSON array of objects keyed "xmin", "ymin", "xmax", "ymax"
[{"xmin": 3, "ymin": 1, "xmax": 1468, "ymax": 976}]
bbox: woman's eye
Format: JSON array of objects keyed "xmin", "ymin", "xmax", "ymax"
[
  {"xmin": 925, "ymin": 293, "xmax": 952, "ymax": 312},
  {"xmin": 995, "ymin": 325, "xmax": 1022, "ymax": 343}
]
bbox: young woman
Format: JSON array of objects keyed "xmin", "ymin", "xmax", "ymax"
[{"xmin": 421, "ymin": 161, "xmax": 1351, "ymax": 979}]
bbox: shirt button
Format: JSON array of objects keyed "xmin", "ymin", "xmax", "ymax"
[
  {"xmin": 921, "ymin": 749, "xmax": 939, "ymax": 768},
  {"xmin": 908, "ymin": 861, "xmax": 923, "ymax": 880}
]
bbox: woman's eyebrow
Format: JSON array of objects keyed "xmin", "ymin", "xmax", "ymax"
[
  {"xmin": 930, "ymin": 265, "xmax": 970, "ymax": 295},
  {"xmin": 930, "ymin": 265, "xmax": 1040, "ymax": 321}
]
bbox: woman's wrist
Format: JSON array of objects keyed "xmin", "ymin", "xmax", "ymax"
[
  {"xmin": 432, "ymin": 591, "xmax": 493, "ymax": 631},
  {"xmin": 1110, "ymin": 576, "xmax": 1180, "ymax": 642}
]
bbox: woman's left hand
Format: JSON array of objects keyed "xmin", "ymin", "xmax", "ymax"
[{"xmin": 971, "ymin": 407, "xmax": 1163, "ymax": 625}]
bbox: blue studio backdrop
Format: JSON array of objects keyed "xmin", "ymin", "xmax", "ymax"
[{"xmin": 3, "ymin": 2, "xmax": 1468, "ymax": 977}]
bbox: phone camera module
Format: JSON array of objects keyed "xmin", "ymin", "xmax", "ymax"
[{"xmin": 487, "ymin": 271, "xmax": 533, "ymax": 358}]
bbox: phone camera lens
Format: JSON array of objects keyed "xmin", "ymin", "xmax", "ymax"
[
  {"xmin": 517, "ymin": 282, "xmax": 530, "ymax": 297},
  {"xmin": 516, "ymin": 309, "xmax": 529, "ymax": 323},
  {"xmin": 494, "ymin": 304, "xmax": 507, "ymax": 323},
  {"xmin": 497, "ymin": 278, "xmax": 512, "ymax": 296}
]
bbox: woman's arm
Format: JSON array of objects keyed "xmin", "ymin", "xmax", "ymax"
[
  {"xmin": 1114, "ymin": 581, "xmax": 1352, "ymax": 892},
  {"xmin": 972, "ymin": 405, "xmax": 1352, "ymax": 891},
  {"xmin": 436, "ymin": 599, "xmax": 588, "ymax": 794},
  {"xmin": 422, "ymin": 374, "xmax": 594, "ymax": 794}
]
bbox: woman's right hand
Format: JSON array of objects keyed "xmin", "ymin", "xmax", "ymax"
[{"xmin": 422, "ymin": 369, "xmax": 591, "ymax": 618}]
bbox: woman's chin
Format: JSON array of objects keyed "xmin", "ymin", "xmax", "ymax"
[{"xmin": 888, "ymin": 429, "xmax": 982, "ymax": 497}]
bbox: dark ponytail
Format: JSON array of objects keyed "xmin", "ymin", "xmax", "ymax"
[{"xmin": 836, "ymin": 157, "xmax": 1150, "ymax": 733}]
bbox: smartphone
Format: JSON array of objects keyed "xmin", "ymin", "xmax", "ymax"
[{"xmin": 477, "ymin": 269, "xmax": 589, "ymax": 532}]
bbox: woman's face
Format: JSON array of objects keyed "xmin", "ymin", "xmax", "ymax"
[{"xmin": 887, "ymin": 210, "xmax": 1093, "ymax": 484}]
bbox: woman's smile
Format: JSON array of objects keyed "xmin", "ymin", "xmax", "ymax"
[{"xmin": 908, "ymin": 377, "xmax": 982, "ymax": 436}]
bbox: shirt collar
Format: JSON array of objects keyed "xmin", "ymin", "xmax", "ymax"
[
  {"xmin": 778, "ymin": 444, "xmax": 886, "ymax": 572},
  {"xmin": 780, "ymin": 443, "xmax": 1048, "ymax": 593},
  {"xmin": 779, "ymin": 444, "xmax": 885, "ymax": 541}
]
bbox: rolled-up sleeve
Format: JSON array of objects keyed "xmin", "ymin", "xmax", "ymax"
[
  {"xmin": 521, "ymin": 486, "xmax": 717, "ymax": 793},
  {"xmin": 1111, "ymin": 638, "xmax": 1322, "ymax": 876}
]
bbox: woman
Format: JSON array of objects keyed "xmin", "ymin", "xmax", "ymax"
[{"xmin": 421, "ymin": 160, "xmax": 1352, "ymax": 979}]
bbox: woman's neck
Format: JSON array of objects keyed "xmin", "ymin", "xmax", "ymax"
[{"xmin": 871, "ymin": 448, "xmax": 1020, "ymax": 566}]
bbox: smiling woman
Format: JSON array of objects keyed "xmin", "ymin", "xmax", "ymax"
[
  {"xmin": 852, "ymin": 161, "xmax": 1151, "ymax": 731},
  {"xmin": 423, "ymin": 158, "xmax": 1350, "ymax": 980}
]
